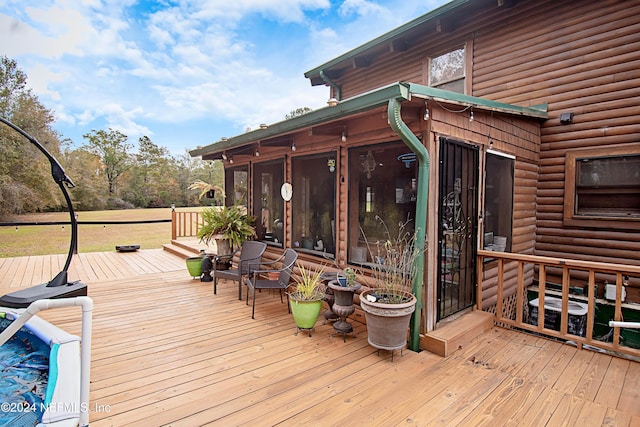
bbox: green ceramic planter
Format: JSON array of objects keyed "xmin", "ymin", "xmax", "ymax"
[
  {"xmin": 289, "ymin": 298, "xmax": 323, "ymax": 330},
  {"xmin": 185, "ymin": 256, "xmax": 203, "ymax": 278}
]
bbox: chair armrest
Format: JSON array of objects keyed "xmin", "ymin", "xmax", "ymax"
[{"xmin": 213, "ymin": 248, "xmax": 240, "ymax": 262}]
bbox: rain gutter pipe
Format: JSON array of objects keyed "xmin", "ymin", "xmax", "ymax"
[
  {"xmin": 319, "ymin": 69, "xmax": 342, "ymax": 101},
  {"xmin": 387, "ymin": 84, "xmax": 430, "ymax": 352}
]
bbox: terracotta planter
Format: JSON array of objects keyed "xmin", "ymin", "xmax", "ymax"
[{"xmin": 359, "ymin": 289, "xmax": 417, "ymax": 351}]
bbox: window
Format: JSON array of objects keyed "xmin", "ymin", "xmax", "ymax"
[
  {"xmin": 483, "ymin": 150, "xmax": 514, "ymax": 253},
  {"xmin": 429, "ymin": 46, "xmax": 465, "ymax": 93},
  {"xmin": 564, "ymin": 144, "xmax": 640, "ymax": 229},
  {"xmin": 291, "ymin": 152, "xmax": 337, "ymax": 258},
  {"xmin": 224, "ymin": 166, "xmax": 248, "ymax": 207},
  {"xmin": 252, "ymin": 160, "xmax": 284, "ymax": 246},
  {"xmin": 348, "ymin": 142, "xmax": 417, "ymax": 264}
]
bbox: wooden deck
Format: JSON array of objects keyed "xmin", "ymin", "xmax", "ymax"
[{"xmin": 1, "ymin": 249, "xmax": 639, "ymax": 426}]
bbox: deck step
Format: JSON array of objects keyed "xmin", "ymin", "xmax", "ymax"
[
  {"xmin": 420, "ymin": 310, "xmax": 494, "ymax": 357},
  {"xmin": 162, "ymin": 242, "xmax": 200, "ymax": 259}
]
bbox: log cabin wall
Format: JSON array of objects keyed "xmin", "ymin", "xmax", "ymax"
[
  {"xmin": 322, "ymin": 0, "xmax": 639, "ymax": 298},
  {"xmin": 471, "ymin": 0, "xmax": 640, "ymax": 297},
  {"xmin": 427, "ymin": 104, "xmax": 540, "ymax": 317}
]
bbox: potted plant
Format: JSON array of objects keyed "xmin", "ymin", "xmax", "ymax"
[
  {"xmin": 337, "ymin": 267, "xmax": 357, "ymax": 286},
  {"xmin": 359, "ymin": 216, "xmax": 422, "ymax": 356},
  {"xmin": 289, "ymin": 263, "xmax": 326, "ymax": 336},
  {"xmin": 197, "ymin": 205, "xmax": 257, "ymax": 255},
  {"xmin": 186, "ymin": 254, "xmax": 205, "ymax": 278},
  {"xmin": 328, "ymin": 267, "xmax": 361, "ymax": 339}
]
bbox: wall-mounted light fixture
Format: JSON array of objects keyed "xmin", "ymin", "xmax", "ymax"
[
  {"xmin": 469, "ymin": 109, "xmax": 474, "ymax": 122},
  {"xmin": 341, "ymin": 126, "xmax": 347, "ymax": 142},
  {"xmin": 255, "ymin": 148, "xmax": 260, "ymax": 157},
  {"xmin": 221, "ymin": 153, "xmax": 228, "ymax": 160},
  {"xmin": 291, "ymin": 141, "xmax": 296, "ymax": 151},
  {"xmin": 423, "ymin": 100, "xmax": 430, "ymax": 121},
  {"xmin": 327, "ymin": 98, "xmax": 339, "ymax": 107},
  {"xmin": 229, "ymin": 156, "xmax": 233, "ymax": 164},
  {"xmin": 560, "ymin": 112, "xmax": 574, "ymax": 125}
]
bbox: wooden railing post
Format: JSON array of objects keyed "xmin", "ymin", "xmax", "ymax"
[{"xmin": 171, "ymin": 207, "xmax": 177, "ymax": 240}]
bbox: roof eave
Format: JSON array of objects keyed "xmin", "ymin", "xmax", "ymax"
[
  {"xmin": 303, "ymin": 0, "xmax": 472, "ymax": 84},
  {"xmin": 408, "ymin": 83, "xmax": 548, "ymax": 119},
  {"xmin": 189, "ymin": 82, "xmax": 548, "ymax": 159},
  {"xmin": 189, "ymin": 82, "xmax": 410, "ymax": 158}
]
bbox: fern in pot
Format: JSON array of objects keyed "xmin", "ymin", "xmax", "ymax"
[{"xmin": 197, "ymin": 205, "xmax": 256, "ymax": 255}]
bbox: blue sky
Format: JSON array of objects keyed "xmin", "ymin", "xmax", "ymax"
[{"xmin": 1, "ymin": 0, "xmax": 450, "ymax": 156}]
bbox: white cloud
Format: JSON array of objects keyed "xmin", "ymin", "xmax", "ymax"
[
  {"xmin": 101, "ymin": 103, "xmax": 152, "ymax": 139},
  {"xmin": 338, "ymin": 0, "xmax": 387, "ymax": 17},
  {"xmin": 192, "ymin": 0, "xmax": 330, "ymax": 23},
  {"xmin": 2, "ymin": 0, "xmax": 450, "ymax": 153}
]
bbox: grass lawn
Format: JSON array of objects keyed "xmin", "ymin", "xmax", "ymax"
[{"xmin": 0, "ymin": 207, "xmax": 203, "ymax": 257}]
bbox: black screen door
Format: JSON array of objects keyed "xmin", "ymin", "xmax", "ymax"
[{"xmin": 437, "ymin": 137, "xmax": 479, "ymax": 321}]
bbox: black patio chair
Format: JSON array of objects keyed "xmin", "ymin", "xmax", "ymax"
[
  {"xmin": 213, "ymin": 240, "xmax": 267, "ymax": 300},
  {"xmin": 246, "ymin": 248, "xmax": 298, "ymax": 319}
]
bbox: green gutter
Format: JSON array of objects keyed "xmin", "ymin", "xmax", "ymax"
[
  {"xmin": 387, "ymin": 86, "xmax": 429, "ymax": 352},
  {"xmin": 320, "ymin": 70, "xmax": 341, "ymax": 101},
  {"xmin": 190, "ymin": 83, "xmax": 408, "ymax": 158},
  {"xmin": 407, "ymin": 84, "xmax": 547, "ymax": 118},
  {"xmin": 191, "ymin": 82, "xmax": 546, "ymax": 159}
]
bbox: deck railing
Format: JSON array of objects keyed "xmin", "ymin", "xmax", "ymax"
[
  {"xmin": 171, "ymin": 210, "xmax": 203, "ymax": 240},
  {"xmin": 477, "ymin": 249, "xmax": 640, "ymax": 358}
]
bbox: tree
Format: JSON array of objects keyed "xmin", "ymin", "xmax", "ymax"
[
  {"xmin": 123, "ymin": 135, "xmax": 173, "ymax": 207},
  {"xmin": 82, "ymin": 129, "xmax": 132, "ymax": 195},
  {"xmin": 285, "ymin": 107, "xmax": 312, "ymax": 119},
  {"xmin": 0, "ymin": 56, "xmax": 27, "ymax": 118},
  {"xmin": 0, "ymin": 56, "xmax": 62, "ymax": 218},
  {"xmin": 63, "ymin": 147, "xmax": 108, "ymax": 211}
]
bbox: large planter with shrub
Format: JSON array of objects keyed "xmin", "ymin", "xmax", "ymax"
[{"xmin": 359, "ymin": 289, "xmax": 417, "ymax": 351}]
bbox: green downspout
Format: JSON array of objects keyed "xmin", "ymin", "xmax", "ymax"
[
  {"xmin": 387, "ymin": 96, "xmax": 430, "ymax": 352},
  {"xmin": 319, "ymin": 70, "xmax": 342, "ymax": 101}
]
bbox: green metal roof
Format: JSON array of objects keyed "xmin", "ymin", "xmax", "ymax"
[
  {"xmin": 189, "ymin": 82, "xmax": 547, "ymax": 159},
  {"xmin": 304, "ymin": 0, "xmax": 472, "ymax": 83}
]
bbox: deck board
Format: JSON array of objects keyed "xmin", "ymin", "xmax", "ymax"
[{"xmin": 0, "ymin": 249, "xmax": 639, "ymax": 426}]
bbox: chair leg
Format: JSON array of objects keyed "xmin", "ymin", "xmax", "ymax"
[
  {"xmin": 252, "ymin": 287, "xmax": 257, "ymax": 319},
  {"xmin": 238, "ymin": 280, "xmax": 242, "ymax": 300},
  {"xmin": 213, "ymin": 277, "xmax": 217, "ymax": 294}
]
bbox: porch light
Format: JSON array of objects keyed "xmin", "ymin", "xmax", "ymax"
[
  {"xmin": 327, "ymin": 97, "xmax": 339, "ymax": 107},
  {"xmin": 229, "ymin": 156, "xmax": 233, "ymax": 164},
  {"xmin": 291, "ymin": 141, "xmax": 296, "ymax": 151},
  {"xmin": 221, "ymin": 153, "xmax": 228, "ymax": 160},
  {"xmin": 341, "ymin": 128, "xmax": 347, "ymax": 143},
  {"xmin": 469, "ymin": 109, "xmax": 474, "ymax": 122},
  {"xmin": 423, "ymin": 100, "xmax": 430, "ymax": 120}
]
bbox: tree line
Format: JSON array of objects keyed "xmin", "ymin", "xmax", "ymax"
[{"xmin": 0, "ymin": 56, "xmax": 223, "ymax": 220}]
